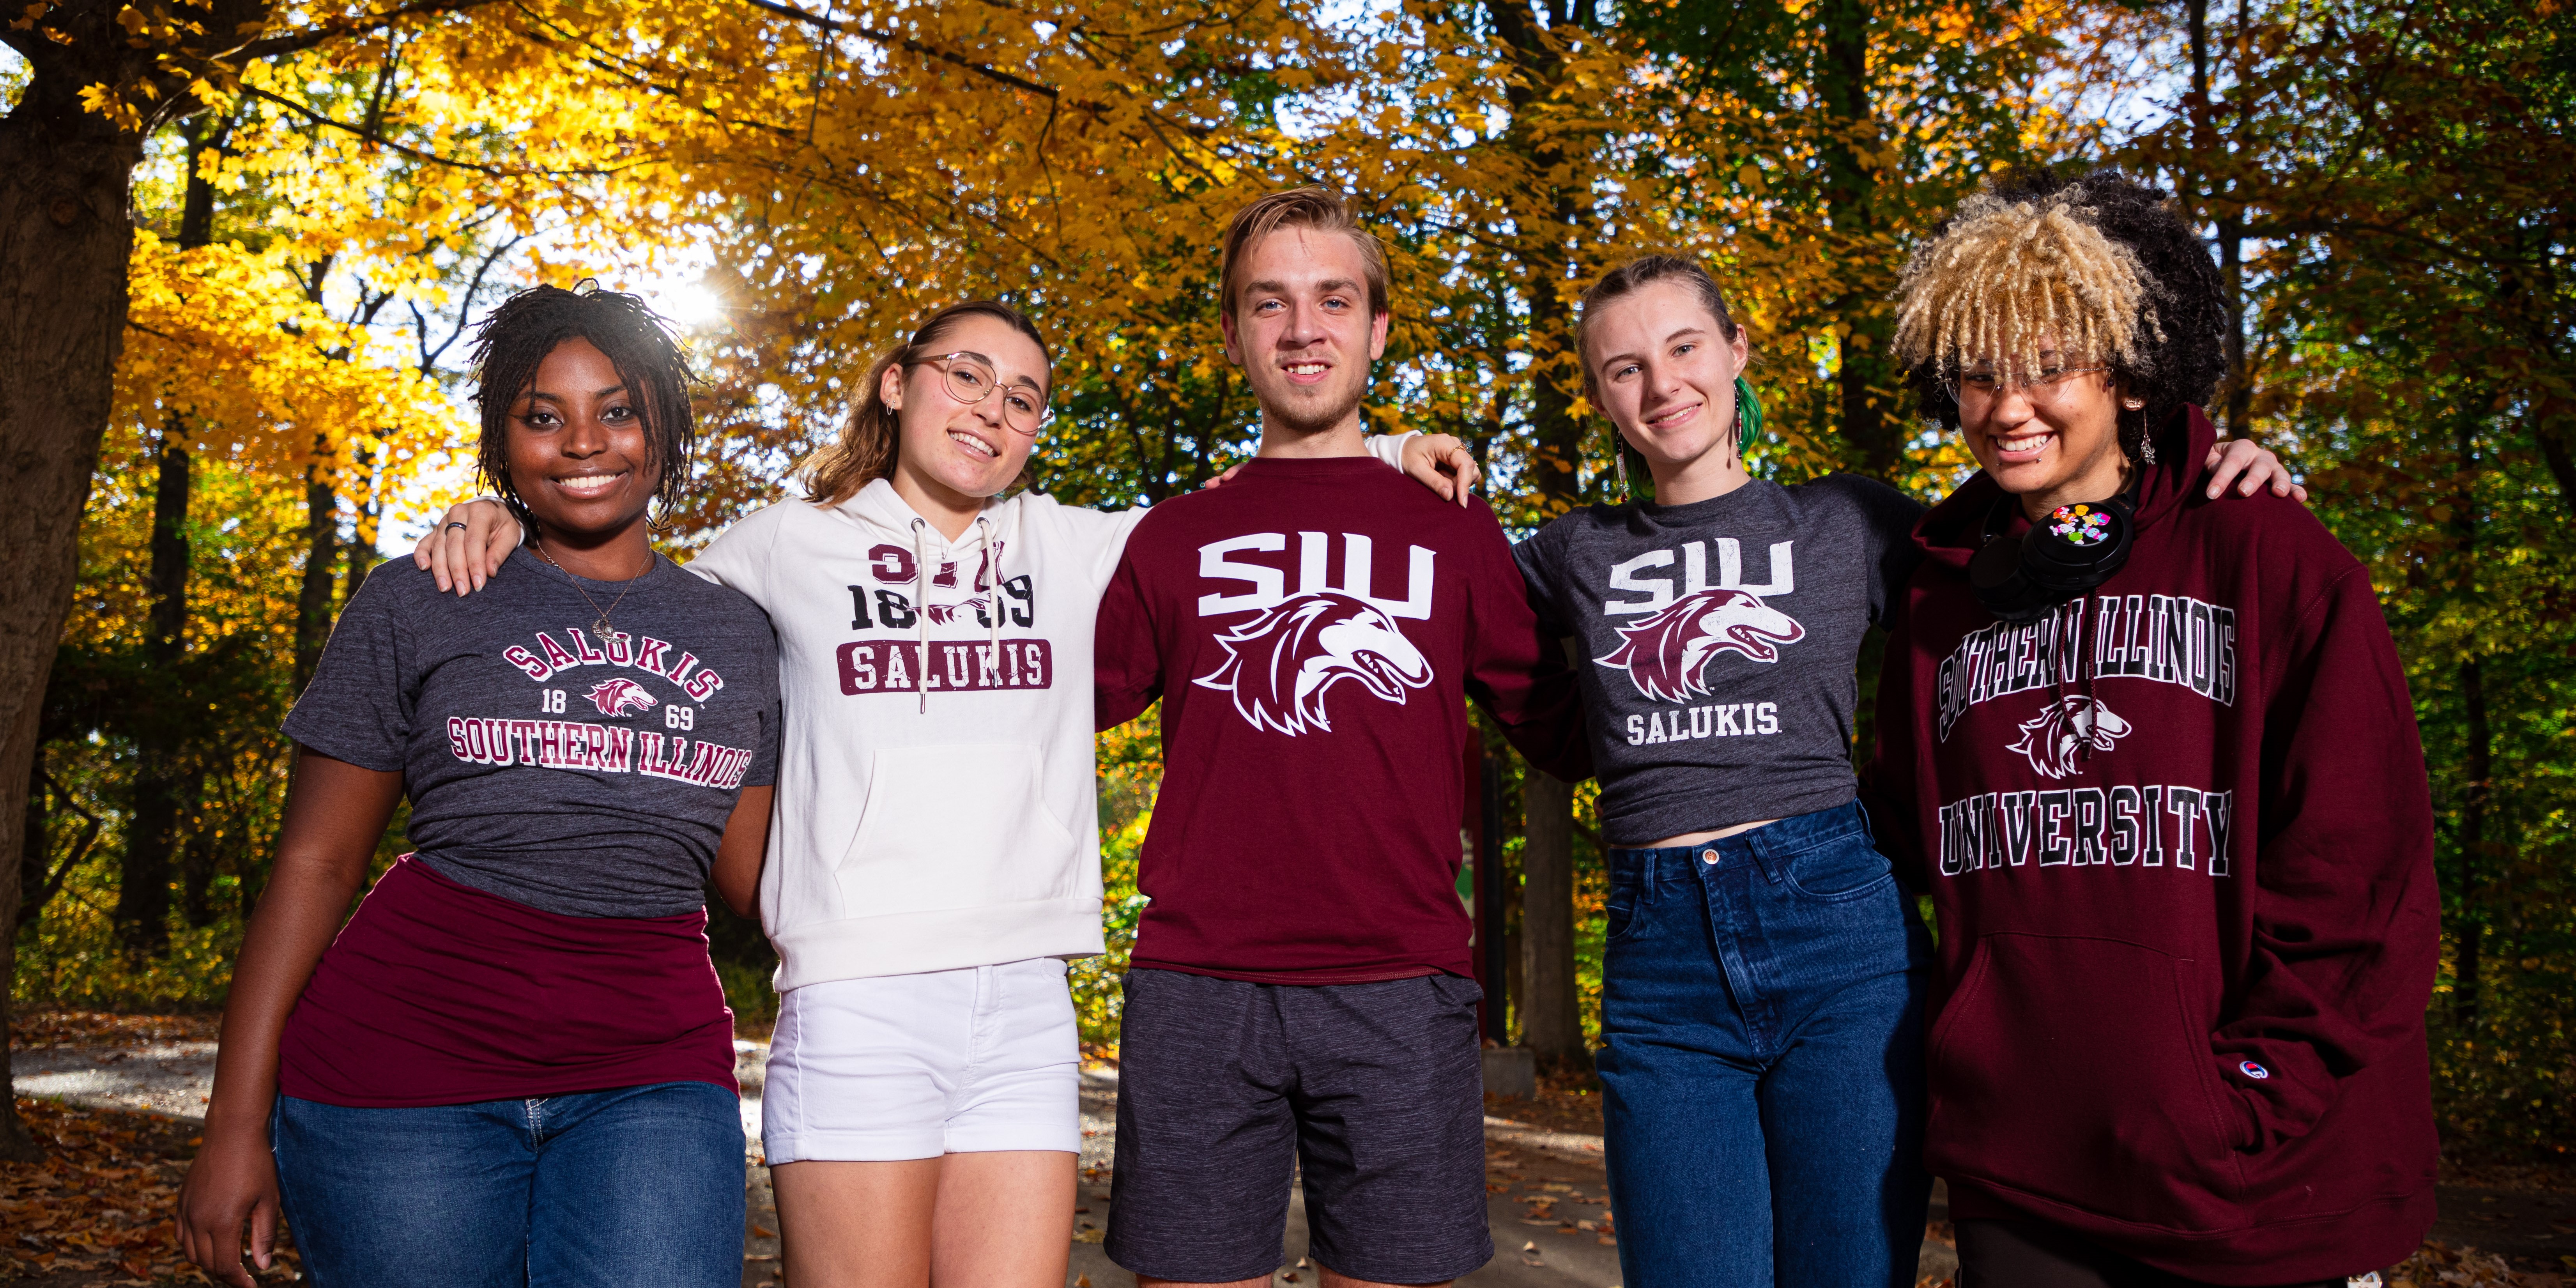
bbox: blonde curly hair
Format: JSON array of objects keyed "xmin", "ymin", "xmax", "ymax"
[
  {"xmin": 1893, "ymin": 188, "xmax": 2162, "ymax": 379},
  {"xmin": 1895, "ymin": 169, "xmax": 2226, "ymax": 460}
]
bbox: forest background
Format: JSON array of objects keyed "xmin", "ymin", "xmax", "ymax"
[{"xmin": 2, "ymin": 0, "xmax": 2568, "ymax": 1167}]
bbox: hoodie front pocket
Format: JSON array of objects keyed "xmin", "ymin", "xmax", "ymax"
[
  {"xmin": 1924, "ymin": 933, "xmax": 2245, "ymax": 1231},
  {"xmin": 834, "ymin": 743, "xmax": 1080, "ymax": 917}
]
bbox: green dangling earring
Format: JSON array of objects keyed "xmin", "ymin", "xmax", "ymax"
[{"xmin": 1733, "ymin": 375, "xmax": 1765, "ymax": 458}]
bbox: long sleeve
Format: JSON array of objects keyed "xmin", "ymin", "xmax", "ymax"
[
  {"xmin": 2212, "ymin": 563, "xmax": 2439, "ymax": 1151},
  {"xmin": 1361, "ymin": 431, "xmax": 1420, "ymax": 471},
  {"xmin": 1093, "ymin": 539, "xmax": 1165, "ymax": 731}
]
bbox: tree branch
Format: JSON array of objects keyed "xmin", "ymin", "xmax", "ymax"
[{"xmin": 238, "ymin": 0, "xmax": 508, "ymax": 61}]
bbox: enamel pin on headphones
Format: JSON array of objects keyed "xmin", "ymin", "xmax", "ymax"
[{"xmin": 1969, "ymin": 488, "xmax": 2137, "ymax": 624}]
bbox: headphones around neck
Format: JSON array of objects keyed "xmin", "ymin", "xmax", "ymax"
[{"xmin": 1969, "ymin": 487, "xmax": 2136, "ymax": 623}]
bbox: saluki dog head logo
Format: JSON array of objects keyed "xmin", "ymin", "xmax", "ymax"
[
  {"xmin": 923, "ymin": 598, "xmax": 988, "ymax": 626},
  {"xmin": 1193, "ymin": 591, "xmax": 1433, "ymax": 735},
  {"xmin": 586, "ymin": 678, "xmax": 660, "ymax": 717},
  {"xmin": 2008, "ymin": 695, "xmax": 2132, "ymax": 779},
  {"xmin": 1594, "ymin": 589, "xmax": 1806, "ymax": 703}
]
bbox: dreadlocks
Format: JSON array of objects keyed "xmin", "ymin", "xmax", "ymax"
[
  {"xmin": 470, "ymin": 283, "xmax": 697, "ymax": 528},
  {"xmin": 1896, "ymin": 168, "xmax": 2227, "ymax": 464}
]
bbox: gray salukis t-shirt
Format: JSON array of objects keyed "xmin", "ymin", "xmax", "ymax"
[
  {"xmin": 1513, "ymin": 476, "xmax": 1925, "ymax": 845},
  {"xmin": 285, "ymin": 548, "xmax": 782, "ymax": 918}
]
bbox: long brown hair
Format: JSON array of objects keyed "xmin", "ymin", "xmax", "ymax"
[{"xmin": 802, "ymin": 299, "xmax": 1053, "ymax": 506}]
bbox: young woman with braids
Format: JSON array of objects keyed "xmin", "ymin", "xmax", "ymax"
[
  {"xmin": 408, "ymin": 298, "xmax": 1474, "ymax": 1286},
  {"xmin": 1381, "ymin": 252, "xmax": 2301, "ymax": 1288},
  {"xmin": 177, "ymin": 284, "xmax": 782, "ymax": 1287},
  {"xmin": 1865, "ymin": 168, "xmax": 2438, "ymax": 1286}
]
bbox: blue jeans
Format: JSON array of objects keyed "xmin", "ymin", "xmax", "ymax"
[
  {"xmin": 272, "ymin": 1081, "xmax": 745, "ymax": 1288},
  {"xmin": 1595, "ymin": 801, "xmax": 1933, "ymax": 1288}
]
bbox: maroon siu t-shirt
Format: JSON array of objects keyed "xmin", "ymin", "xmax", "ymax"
[{"xmin": 1093, "ymin": 455, "xmax": 1589, "ymax": 984}]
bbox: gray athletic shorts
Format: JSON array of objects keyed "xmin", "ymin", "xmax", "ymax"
[{"xmin": 1105, "ymin": 968, "xmax": 1492, "ymax": 1284}]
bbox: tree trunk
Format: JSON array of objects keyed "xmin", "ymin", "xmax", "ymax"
[
  {"xmin": 1, "ymin": 0, "xmax": 282, "ymax": 1164},
  {"xmin": 0, "ymin": 52, "xmax": 156, "ymax": 1171},
  {"xmin": 2454, "ymin": 656, "xmax": 2488, "ymax": 1029},
  {"xmin": 1519, "ymin": 767, "xmax": 1583, "ymax": 1063},
  {"xmin": 1816, "ymin": 0, "xmax": 1900, "ymax": 480},
  {"xmin": 119, "ymin": 432, "xmax": 193, "ymax": 954},
  {"xmin": 293, "ymin": 465, "xmax": 340, "ymax": 689}
]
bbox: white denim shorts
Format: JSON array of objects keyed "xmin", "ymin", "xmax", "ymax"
[{"xmin": 760, "ymin": 956, "xmax": 1080, "ymax": 1163}]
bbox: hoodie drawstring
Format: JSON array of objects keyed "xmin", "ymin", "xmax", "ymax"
[
  {"xmin": 977, "ymin": 516, "xmax": 999, "ymax": 684},
  {"xmin": 910, "ymin": 517, "xmax": 932, "ymax": 713},
  {"xmin": 2077, "ymin": 591, "xmax": 2102, "ymax": 762},
  {"xmin": 908, "ymin": 514, "xmax": 1002, "ymax": 714}
]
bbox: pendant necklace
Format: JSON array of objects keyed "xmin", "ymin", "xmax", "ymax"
[{"xmin": 532, "ymin": 540, "xmax": 638, "ymax": 640}]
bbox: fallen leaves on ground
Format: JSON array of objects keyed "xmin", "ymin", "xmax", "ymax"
[
  {"xmin": 3, "ymin": 1095, "xmax": 290, "ymax": 1286},
  {"xmin": 1916, "ymin": 1240, "xmax": 2568, "ymax": 1288},
  {"xmin": 11, "ymin": 1012, "xmax": 219, "ymax": 1053}
]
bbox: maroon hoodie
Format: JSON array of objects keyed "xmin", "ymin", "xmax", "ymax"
[{"xmin": 1865, "ymin": 409, "xmax": 2438, "ymax": 1284}]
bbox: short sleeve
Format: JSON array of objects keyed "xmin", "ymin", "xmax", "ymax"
[
  {"xmin": 1839, "ymin": 476, "xmax": 1929, "ymax": 626},
  {"xmin": 741, "ymin": 689, "xmax": 783, "ymax": 789},
  {"xmin": 1093, "ymin": 534, "xmax": 1164, "ymax": 731},
  {"xmin": 281, "ymin": 569, "xmax": 418, "ymax": 772},
  {"xmin": 1511, "ymin": 520, "xmax": 1577, "ymax": 639}
]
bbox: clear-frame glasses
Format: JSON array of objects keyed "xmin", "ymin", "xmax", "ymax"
[
  {"xmin": 1952, "ymin": 361, "xmax": 2112, "ymax": 402},
  {"xmin": 918, "ymin": 351, "xmax": 1051, "ymax": 435}
]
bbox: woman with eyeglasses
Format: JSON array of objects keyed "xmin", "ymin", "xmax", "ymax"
[{"xmin": 413, "ymin": 298, "xmax": 1466, "ymax": 1286}]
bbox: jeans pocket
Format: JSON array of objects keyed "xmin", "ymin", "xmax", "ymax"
[
  {"xmin": 1604, "ymin": 874, "xmax": 1654, "ymax": 945},
  {"xmin": 1779, "ymin": 832, "xmax": 1897, "ymax": 901}
]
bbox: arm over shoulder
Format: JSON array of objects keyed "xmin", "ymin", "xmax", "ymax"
[{"xmin": 1821, "ymin": 474, "xmax": 1930, "ymax": 627}]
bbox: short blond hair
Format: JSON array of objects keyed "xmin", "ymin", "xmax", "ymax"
[{"xmin": 1219, "ymin": 188, "xmax": 1389, "ymax": 321}]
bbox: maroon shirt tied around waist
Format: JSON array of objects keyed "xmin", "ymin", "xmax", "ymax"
[{"xmin": 278, "ymin": 856, "xmax": 737, "ymax": 1108}]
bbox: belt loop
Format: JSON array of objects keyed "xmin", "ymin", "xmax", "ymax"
[{"xmin": 1745, "ymin": 833, "xmax": 1787, "ymax": 885}]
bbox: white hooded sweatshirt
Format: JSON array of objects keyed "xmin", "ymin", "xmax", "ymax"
[{"xmin": 687, "ymin": 440, "xmax": 1415, "ymax": 991}]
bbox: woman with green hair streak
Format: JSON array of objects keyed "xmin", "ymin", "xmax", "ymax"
[{"xmin": 1401, "ymin": 252, "xmax": 2301, "ymax": 1287}]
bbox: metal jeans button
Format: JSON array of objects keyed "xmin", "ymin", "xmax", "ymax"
[{"xmin": 1701, "ymin": 849, "xmax": 1720, "ymax": 865}]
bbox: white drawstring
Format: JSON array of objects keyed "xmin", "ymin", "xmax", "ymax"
[
  {"xmin": 909, "ymin": 512, "xmax": 1003, "ymax": 711},
  {"xmin": 977, "ymin": 516, "xmax": 999, "ymax": 686},
  {"xmin": 910, "ymin": 517, "xmax": 931, "ymax": 713}
]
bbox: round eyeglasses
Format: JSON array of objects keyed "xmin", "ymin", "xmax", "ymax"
[
  {"xmin": 916, "ymin": 351, "xmax": 1050, "ymax": 435},
  {"xmin": 1952, "ymin": 363, "xmax": 2112, "ymax": 403}
]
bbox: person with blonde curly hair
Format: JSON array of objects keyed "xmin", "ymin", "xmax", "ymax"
[{"xmin": 1865, "ymin": 168, "xmax": 2439, "ymax": 1287}]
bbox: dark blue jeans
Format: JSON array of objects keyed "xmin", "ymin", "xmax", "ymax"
[
  {"xmin": 272, "ymin": 1081, "xmax": 745, "ymax": 1288},
  {"xmin": 1596, "ymin": 801, "xmax": 1934, "ymax": 1288}
]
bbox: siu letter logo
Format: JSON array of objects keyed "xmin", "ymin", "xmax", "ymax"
[
  {"xmin": 586, "ymin": 678, "xmax": 660, "ymax": 717},
  {"xmin": 2007, "ymin": 695, "xmax": 2131, "ymax": 779},
  {"xmin": 1193, "ymin": 591, "xmax": 1433, "ymax": 735},
  {"xmin": 1594, "ymin": 589, "xmax": 1805, "ymax": 702}
]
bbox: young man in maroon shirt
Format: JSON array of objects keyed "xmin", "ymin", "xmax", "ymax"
[
  {"xmin": 1093, "ymin": 189, "xmax": 1587, "ymax": 1288},
  {"xmin": 1868, "ymin": 169, "xmax": 2438, "ymax": 1287}
]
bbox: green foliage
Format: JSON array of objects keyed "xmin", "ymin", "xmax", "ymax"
[{"xmin": 13, "ymin": 855, "xmax": 241, "ymax": 1012}]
